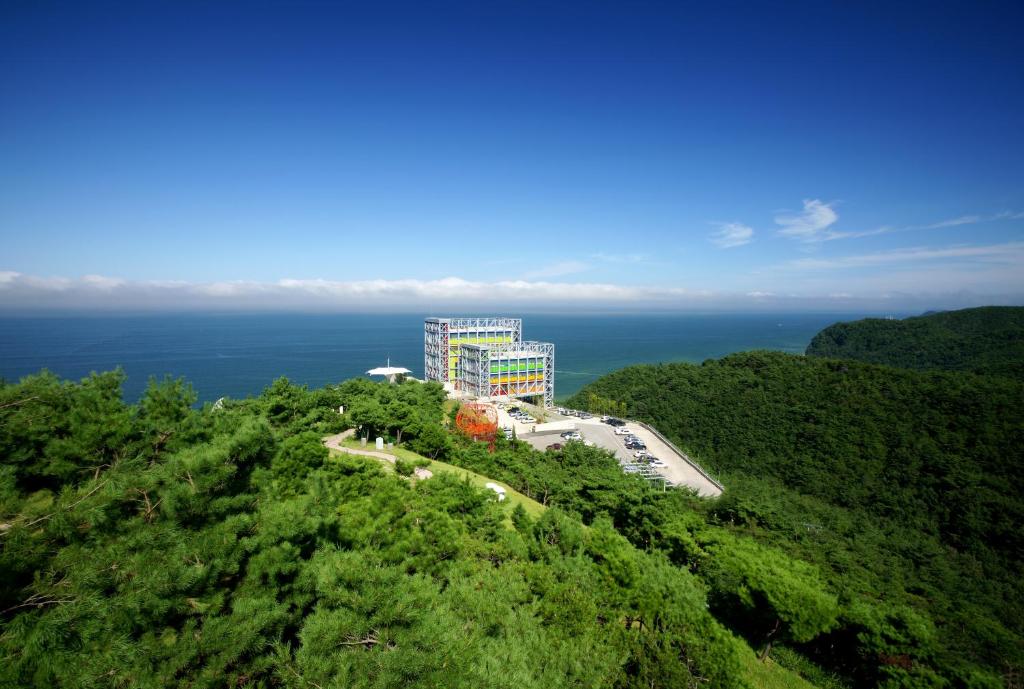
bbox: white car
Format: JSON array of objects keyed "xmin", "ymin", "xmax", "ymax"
[
  {"xmin": 614, "ymin": 427, "xmax": 631, "ymax": 435},
  {"xmin": 633, "ymin": 450, "xmax": 651, "ymax": 459}
]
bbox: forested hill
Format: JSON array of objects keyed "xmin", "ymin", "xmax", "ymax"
[
  {"xmin": 3, "ymin": 363, "xmax": 1021, "ymax": 688},
  {"xmin": 805, "ymin": 306, "xmax": 1024, "ymax": 377},
  {"xmin": 1, "ymin": 371, "xmax": 831, "ymax": 689},
  {"xmin": 567, "ymin": 352, "xmax": 1024, "ymax": 687}
]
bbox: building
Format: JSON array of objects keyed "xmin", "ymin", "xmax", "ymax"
[
  {"xmin": 424, "ymin": 317, "xmax": 522, "ymax": 383},
  {"xmin": 457, "ymin": 341, "xmax": 555, "ymax": 407},
  {"xmin": 423, "ymin": 317, "xmax": 555, "ymax": 407}
]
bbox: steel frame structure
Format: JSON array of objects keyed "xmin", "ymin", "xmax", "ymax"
[
  {"xmin": 457, "ymin": 340, "xmax": 555, "ymax": 407},
  {"xmin": 423, "ymin": 317, "xmax": 522, "ymax": 383}
]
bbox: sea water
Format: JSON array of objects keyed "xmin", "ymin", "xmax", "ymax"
[{"xmin": 0, "ymin": 312, "xmax": 883, "ymax": 402}]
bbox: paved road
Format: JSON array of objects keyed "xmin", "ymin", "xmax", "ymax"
[
  {"xmin": 520, "ymin": 411, "xmax": 723, "ymax": 497},
  {"xmin": 449, "ymin": 396, "xmax": 722, "ymax": 497}
]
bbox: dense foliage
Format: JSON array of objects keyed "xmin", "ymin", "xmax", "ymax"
[
  {"xmin": 5, "ymin": 347, "xmax": 1019, "ymax": 688},
  {"xmin": 805, "ymin": 306, "xmax": 1024, "ymax": 378},
  {"xmin": 2, "ymin": 371, "xmax": 767, "ymax": 689},
  {"xmin": 565, "ymin": 351, "xmax": 1024, "ymax": 688}
]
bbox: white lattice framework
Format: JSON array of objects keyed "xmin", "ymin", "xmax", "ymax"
[
  {"xmin": 423, "ymin": 317, "xmax": 522, "ymax": 383},
  {"xmin": 457, "ymin": 341, "xmax": 555, "ymax": 407}
]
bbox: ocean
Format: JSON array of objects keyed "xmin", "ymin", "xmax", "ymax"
[{"xmin": 0, "ymin": 312, "xmax": 881, "ymax": 403}]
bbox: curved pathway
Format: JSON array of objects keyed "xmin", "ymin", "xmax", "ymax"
[{"xmin": 323, "ymin": 430, "xmax": 433, "ymax": 478}]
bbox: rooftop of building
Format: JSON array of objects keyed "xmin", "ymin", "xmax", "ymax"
[{"xmin": 459, "ymin": 341, "xmax": 553, "ymax": 357}]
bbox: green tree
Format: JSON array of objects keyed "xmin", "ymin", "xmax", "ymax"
[
  {"xmin": 704, "ymin": 534, "xmax": 838, "ymax": 660},
  {"xmin": 272, "ymin": 431, "xmax": 328, "ymax": 493}
]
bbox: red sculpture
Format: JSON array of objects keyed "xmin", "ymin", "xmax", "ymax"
[{"xmin": 455, "ymin": 403, "xmax": 499, "ymax": 450}]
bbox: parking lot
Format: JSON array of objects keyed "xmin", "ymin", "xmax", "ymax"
[
  {"xmin": 495, "ymin": 402, "xmax": 548, "ymax": 437},
  {"xmin": 517, "ymin": 408, "xmax": 723, "ymax": 497}
]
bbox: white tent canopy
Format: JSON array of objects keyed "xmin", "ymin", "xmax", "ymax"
[{"xmin": 366, "ymin": 358, "xmax": 412, "ymax": 383}]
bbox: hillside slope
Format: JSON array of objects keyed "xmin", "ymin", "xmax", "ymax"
[
  {"xmin": 805, "ymin": 306, "xmax": 1024, "ymax": 377},
  {"xmin": 567, "ymin": 352, "xmax": 1024, "ymax": 686},
  {"xmin": 1, "ymin": 371, "xmax": 819, "ymax": 689}
]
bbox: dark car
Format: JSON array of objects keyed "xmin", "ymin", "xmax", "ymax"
[{"xmin": 546, "ymin": 443, "xmax": 563, "ymax": 451}]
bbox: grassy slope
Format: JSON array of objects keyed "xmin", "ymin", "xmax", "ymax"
[
  {"xmin": 332, "ymin": 439, "xmax": 547, "ymax": 519},
  {"xmin": 740, "ymin": 649, "xmax": 821, "ymax": 689}
]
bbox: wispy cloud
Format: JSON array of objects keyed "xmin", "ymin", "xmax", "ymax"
[
  {"xmin": 775, "ymin": 199, "xmax": 839, "ymax": 241},
  {"xmin": 1, "ymin": 270, "xmax": 1019, "ymax": 312},
  {"xmin": 0, "ymin": 272, "xmax": 701, "ymax": 310},
  {"xmin": 917, "ymin": 215, "xmax": 983, "ymax": 230},
  {"xmin": 589, "ymin": 252, "xmax": 650, "ymax": 264},
  {"xmin": 782, "ymin": 241, "xmax": 1024, "ymax": 270},
  {"xmin": 519, "ymin": 260, "xmax": 591, "ymax": 280},
  {"xmin": 710, "ymin": 222, "xmax": 754, "ymax": 248},
  {"xmin": 800, "ymin": 209, "xmax": 1023, "ymax": 242}
]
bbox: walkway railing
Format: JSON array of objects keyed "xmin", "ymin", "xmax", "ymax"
[{"xmin": 636, "ymin": 421, "xmax": 724, "ymax": 492}]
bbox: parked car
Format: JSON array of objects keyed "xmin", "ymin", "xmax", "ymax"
[
  {"xmin": 614, "ymin": 427, "xmax": 631, "ymax": 435},
  {"xmin": 545, "ymin": 443, "xmax": 563, "ymax": 451},
  {"xmin": 608, "ymin": 418, "xmax": 626, "ymax": 427}
]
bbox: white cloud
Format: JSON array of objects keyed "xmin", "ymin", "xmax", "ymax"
[
  {"xmin": 918, "ymin": 215, "xmax": 982, "ymax": 229},
  {"xmin": 710, "ymin": 222, "xmax": 754, "ymax": 248},
  {"xmin": 589, "ymin": 252, "xmax": 650, "ymax": 264},
  {"xmin": 815, "ymin": 209, "xmax": 1024, "ymax": 242},
  {"xmin": 81, "ymin": 274, "xmax": 127, "ymax": 290},
  {"xmin": 0, "ymin": 269, "xmax": 1020, "ymax": 313},
  {"xmin": 819, "ymin": 226, "xmax": 891, "ymax": 241},
  {"xmin": 783, "ymin": 241, "xmax": 1024, "ymax": 271},
  {"xmin": 519, "ymin": 260, "xmax": 591, "ymax": 280},
  {"xmin": 0, "ymin": 272, "xmax": 707, "ymax": 310},
  {"xmin": 775, "ymin": 199, "xmax": 839, "ymax": 241}
]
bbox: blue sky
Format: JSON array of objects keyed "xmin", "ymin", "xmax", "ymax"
[{"xmin": 1, "ymin": 1, "xmax": 1022, "ymax": 311}]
